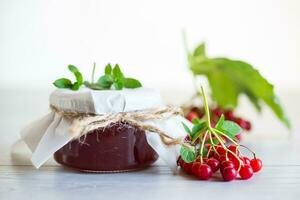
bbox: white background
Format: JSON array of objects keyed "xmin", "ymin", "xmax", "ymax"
[{"xmin": 1, "ymin": 0, "xmax": 299, "ymax": 91}]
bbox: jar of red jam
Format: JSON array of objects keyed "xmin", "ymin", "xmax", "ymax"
[
  {"xmin": 48, "ymin": 88, "xmax": 163, "ymax": 172},
  {"xmin": 20, "ymin": 88, "xmax": 177, "ymax": 172}
]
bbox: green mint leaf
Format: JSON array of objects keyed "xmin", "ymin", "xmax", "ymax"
[
  {"xmin": 105, "ymin": 64, "xmax": 112, "ymax": 76},
  {"xmin": 53, "ymin": 78, "xmax": 72, "ymax": 88},
  {"xmin": 180, "ymin": 146, "xmax": 196, "ymax": 163},
  {"xmin": 97, "ymin": 75, "xmax": 113, "ymax": 89},
  {"xmin": 68, "ymin": 65, "xmax": 79, "ymax": 73},
  {"xmin": 124, "ymin": 78, "xmax": 142, "ymax": 88},
  {"xmin": 71, "ymin": 82, "xmax": 81, "ymax": 91},
  {"xmin": 190, "ymin": 51, "xmax": 291, "ymax": 129},
  {"xmin": 112, "ymin": 64, "xmax": 125, "ymax": 90},
  {"xmin": 74, "ymin": 71, "xmax": 83, "ymax": 85},
  {"xmin": 64, "ymin": 64, "xmax": 83, "ymax": 91},
  {"xmin": 112, "ymin": 64, "xmax": 124, "ymax": 79},
  {"xmin": 113, "ymin": 80, "xmax": 124, "ymax": 90},
  {"xmin": 182, "ymin": 122, "xmax": 192, "ymax": 136},
  {"xmin": 215, "ymin": 114, "xmax": 225, "ymax": 129},
  {"xmin": 219, "ymin": 120, "xmax": 241, "ymax": 136}
]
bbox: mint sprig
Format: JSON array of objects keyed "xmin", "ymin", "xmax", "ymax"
[
  {"xmin": 54, "ymin": 63, "xmax": 142, "ymax": 91},
  {"xmin": 188, "ymin": 42, "xmax": 290, "ymax": 129},
  {"xmin": 85, "ymin": 63, "xmax": 142, "ymax": 90},
  {"xmin": 82, "ymin": 63, "xmax": 142, "ymax": 90},
  {"xmin": 53, "ymin": 65, "xmax": 83, "ymax": 91}
]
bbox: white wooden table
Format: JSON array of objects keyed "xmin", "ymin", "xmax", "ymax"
[
  {"xmin": 1, "ymin": 153, "xmax": 300, "ymax": 200},
  {"xmin": 1, "ymin": 88, "xmax": 300, "ymax": 200}
]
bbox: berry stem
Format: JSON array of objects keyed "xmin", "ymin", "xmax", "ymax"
[
  {"xmin": 199, "ymin": 131, "xmax": 208, "ymax": 163},
  {"xmin": 191, "ymin": 132, "xmax": 203, "ymax": 144},
  {"xmin": 200, "ymin": 86, "xmax": 212, "ymax": 128},
  {"xmin": 208, "ymin": 129, "xmax": 219, "ymax": 156},
  {"xmin": 210, "ymin": 129, "xmax": 243, "ymax": 171},
  {"xmin": 206, "ymin": 146, "xmax": 212, "ymax": 157},
  {"xmin": 213, "ymin": 128, "xmax": 239, "ymax": 146},
  {"xmin": 239, "ymin": 145, "xmax": 256, "ymax": 158}
]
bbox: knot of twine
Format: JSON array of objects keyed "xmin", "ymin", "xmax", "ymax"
[{"xmin": 50, "ymin": 105, "xmax": 187, "ymax": 147}]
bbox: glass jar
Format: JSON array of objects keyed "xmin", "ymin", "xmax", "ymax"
[{"xmin": 54, "ymin": 122, "xmax": 158, "ymax": 172}]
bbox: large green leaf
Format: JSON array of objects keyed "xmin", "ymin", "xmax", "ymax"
[{"xmin": 189, "ymin": 43, "xmax": 290, "ymax": 129}]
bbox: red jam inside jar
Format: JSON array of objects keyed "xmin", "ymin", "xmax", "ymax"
[{"xmin": 54, "ymin": 122, "xmax": 158, "ymax": 172}]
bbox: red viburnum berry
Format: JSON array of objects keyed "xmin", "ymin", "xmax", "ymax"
[
  {"xmin": 250, "ymin": 158, "xmax": 263, "ymax": 173},
  {"xmin": 194, "ymin": 164, "xmax": 212, "ymax": 180},
  {"xmin": 191, "ymin": 162, "xmax": 202, "ymax": 175},
  {"xmin": 224, "ymin": 110, "xmax": 235, "ymax": 121},
  {"xmin": 220, "ymin": 160, "xmax": 235, "ymax": 173},
  {"xmin": 207, "ymin": 158, "xmax": 220, "ymax": 173},
  {"xmin": 182, "ymin": 162, "xmax": 194, "ymax": 174},
  {"xmin": 186, "ymin": 111, "xmax": 199, "ymax": 122},
  {"xmin": 245, "ymin": 121, "xmax": 252, "ymax": 131},
  {"xmin": 239, "ymin": 165, "xmax": 254, "ymax": 180},
  {"xmin": 222, "ymin": 167, "xmax": 237, "ymax": 181},
  {"xmin": 216, "ymin": 146, "xmax": 226, "ymax": 155},
  {"xmin": 234, "ymin": 118, "xmax": 248, "ymax": 130},
  {"xmin": 235, "ymin": 134, "xmax": 241, "ymax": 141},
  {"xmin": 242, "ymin": 157, "xmax": 251, "ymax": 166},
  {"xmin": 212, "ymin": 107, "xmax": 223, "ymax": 117},
  {"xmin": 177, "ymin": 157, "xmax": 184, "ymax": 167},
  {"xmin": 218, "ymin": 155, "xmax": 229, "ymax": 164}
]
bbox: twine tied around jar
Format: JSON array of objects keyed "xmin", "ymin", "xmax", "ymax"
[{"xmin": 50, "ymin": 105, "xmax": 189, "ymax": 148}]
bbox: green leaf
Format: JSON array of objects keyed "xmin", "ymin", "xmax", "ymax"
[
  {"xmin": 111, "ymin": 64, "xmax": 125, "ymax": 90},
  {"xmin": 53, "ymin": 78, "xmax": 72, "ymax": 88},
  {"xmin": 180, "ymin": 146, "xmax": 196, "ymax": 163},
  {"xmin": 112, "ymin": 64, "xmax": 124, "ymax": 79},
  {"xmin": 190, "ymin": 54, "xmax": 291, "ymax": 129},
  {"xmin": 206, "ymin": 70, "xmax": 238, "ymax": 108},
  {"xmin": 124, "ymin": 78, "xmax": 142, "ymax": 88},
  {"xmin": 113, "ymin": 80, "xmax": 124, "ymax": 90},
  {"xmin": 192, "ymin": 118, "xmax": 202, "ymax": 125},
  {"xmin": 219, "ymin": 120, "xmax": 241, "ymax": 136},
  {"xmin": 193, "ymin": 42, "xmax": 206, "ymax": 58},
  {"xmin": 68, "ymin": 65, "xmax": 79, "ymax": 73},
  {"xmin": 74, "ymin": 71, "xmax": 83, "ymax": 85},
  {"xmin": 105, "ymin": 64, "xmax": 112, "ymax": 76},
  {"xmin": 244, "ymin": 90, "xmax": 262, "ymax": 112},
  {"xmin": 182, "ymin": 122, "xmax": 192, "ymax": 136},
  {"xmin": 71, "ymin": 82, "xmax": 81, "ymax": 91},
  {"xmin": 215, "ymin": 114, "xmax": 225, "ymax": 129},
  {"xmin": 191, "ymin": 122, "xmax": 206, "ymax": 138},
  {"xmin": 97, "ymin": 75, "xmax": 113, "ymax": 89}
]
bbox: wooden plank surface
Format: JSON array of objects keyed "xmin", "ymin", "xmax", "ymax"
[{"xmin": 1, "ymin": 164, "xmax": 300, "ymax": 200}]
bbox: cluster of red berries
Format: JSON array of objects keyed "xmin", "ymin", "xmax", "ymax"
[
  {"xmin": 186, "ymin": 107, "xmax": 251, "ymax": 140},
  {"xmin": 177, "ymin": 145, "xmax": 262, "ymax": 181}
]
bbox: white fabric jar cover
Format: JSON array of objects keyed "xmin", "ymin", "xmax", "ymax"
[{"xmin": 20, "ymin": 87, "xmax": 192, "ymax": 171}]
